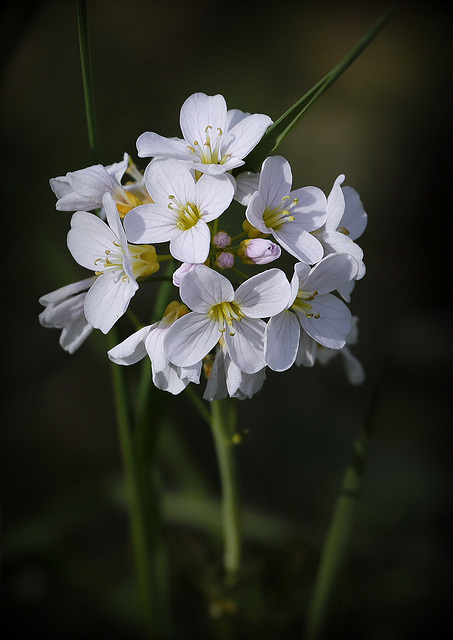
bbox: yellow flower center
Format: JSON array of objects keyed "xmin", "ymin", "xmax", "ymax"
[
  {"xmin": 262, "ymin": 195, "xmax": 298, "ymax": 231},
  {"xmin": 186, "ymin": 125, "xmax": 231, "ymax": 165},
  {"xmin": 208, "ymin": 301, "xmax": 244, "ymax": 336},
  {"xmin": 291, "ymin": 289, "xmax": 320, "ymax": 319}
]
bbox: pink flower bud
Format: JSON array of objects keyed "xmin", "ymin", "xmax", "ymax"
[
  {"xmin": 212, "ymin": 231, "xmax": 232, "ymax": 248},
  {"xmin": 215, "ymin": 251, "xmax": 235, "ymax": 269},
  {"xmin": 237, "ymin": 238, "xmax": 281, "ymax": 265}
]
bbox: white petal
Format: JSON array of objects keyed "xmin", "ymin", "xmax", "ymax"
[
  {"xmin": 60, "ymin": 318, "xmax": 93, "ymax": 354},
  {"xmin": 275, "ymin": 226, "xmax": 324, "ymax": 264},
  {"xmin": 39, "ymin": 277, "xmax": 94, "ymax": 306},
  {"xmin": 203, "ymin": 349, "xmax": 228, "ymax": 402},
  {"xmin": 342, "ymin": 347, "xmax": 366, "ymax": 385},
  {"xmin": 298, "ymin": 293, "xmax": 352, "ymax": 349},
  {"xmin": 124, "ymin": 203, "xmax": 178, "ymax": 244},
  {"xmin": 165, "ymin": 312, "xmax": 220, "ymax": 367},
  {"xmin": 291, "ymin": 186, "xmax": 327, "ymax": 230},
  {"xmin": 234, "ymin": 171, "xmax": 260, "ymax": 206},
  {"xmin": 180, "ymin": 93, "xmax": 227, "ymax": 146},
  {"xmin": 194, "ymin": 173, "xmax": 234, "ymax": 221},
  {"xmin": 144, "ymin": 158, "xmax": 195, "ymax": 206},
  {"xmin": 222, "ymin": 113, "xmax": 272, "ymax": 160},
  {"xmin": 170, "ymin": 221, "xmax": 211, "ymax": 264},
  {"xmin": 235, "ymin": 268, "xmax": 290, "ymax": 317},
  {"xmin": 224, "ymin": 317, "xmax": 266, "ymax": 374},
  {"xmin": 153, "ymin": 365, "xmax": 189, "ymax": 395},
  {"xmin": 304, "ymin": 253, "xmax": 358, "ymax": 294},
  {"xmin": 84, "ymin": 271, "xmax": 138, "ymax": 333},
  {"xmin": 67, "ymin": 211, "xmax": 116, "ymax": 270},
  {"xmin": 108, "ymin": 326, "xmax": 151, "ymax": 365},
  {"xmin": 103, "ymin": 192, "xmax": 127, "ymax": 247},
  {"xmin": 326, "ymin": 174, "xmax": 346, "ymax": 230},
  {"xmin": 231, "ymin": 367, "xmax": 266, "ymax": 400},
  {"xmin": 144, "ymin": 324, "xmax": 168, "ymax": 372},
  {"xmin": 67, "ymin": 165, "xmax": 117, "ymax": 200},
  {"xmin": 341, "ymin": 186, "xmax": 368, "ymax": 240},
  {"xmin": 295, "ymin": 331, "xmax": 318, "ymax": 367},
  {"xmin": 258, "ymin": 156, "xmax": 292, "ymax": 210},
  {"xmin": 136, "ymin": 131, "xmax": 189, "ymax": 160},
  {"xmin": 245, "ymin": 191, "xmax": 272, "ymax": 234},
  {"xmin": 180, "ymin": 265, "xmax": 234, "ymax": 312},
  {"xmin": 265, "ymin": 310, "xmax": 300, "ymax": 371}
]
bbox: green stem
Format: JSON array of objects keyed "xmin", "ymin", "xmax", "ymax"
[
  {"xmin": 210, "ymin": 399, "xmax": 242, "ymax": 584},
  {"xmin": 109, "ymin": 348, "xmax": 165, "ymax": 638},
  {"xmin": 304, "ymin": 381, "xmax": 380, "ymax": 640},
  {"xmin": 76, "ymin": 0, "xmax": 98, "ymax": 163},
  {"xmin": 76, "ymin": 2, "xmax": 169, "ymax": 635}
]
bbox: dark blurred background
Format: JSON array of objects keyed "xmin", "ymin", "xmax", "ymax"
[{"xmin": 2, "ymin": 1, "xmax": 452, "ymax": 638}]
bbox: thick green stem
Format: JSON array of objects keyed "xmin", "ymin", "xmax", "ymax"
[{"xmin": 210, "ymin": 399, "xmax": 241, "ymax": 584}]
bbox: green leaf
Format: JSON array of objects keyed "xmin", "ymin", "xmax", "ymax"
[{"xmin": 239, "ymin": 2, "xmax": 399, "ymax": 174}]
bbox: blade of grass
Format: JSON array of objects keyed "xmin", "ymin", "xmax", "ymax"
[
  {"xmin": 304, "ymin": 378, "xmax": 382, "ymax": 640},
  {"xmin": 241, "ymin": 2, "xmax": 399, "ymax": 173}
]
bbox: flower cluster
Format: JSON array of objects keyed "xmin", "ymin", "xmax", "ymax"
[{"xmin": 39, "ymin": 92, "xmax": 367, "ymax": 399}]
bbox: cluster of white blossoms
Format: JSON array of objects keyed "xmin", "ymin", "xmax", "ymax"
[{"xmin": 39, "ymin": 92, "xmax": 367, "ymax": 399}]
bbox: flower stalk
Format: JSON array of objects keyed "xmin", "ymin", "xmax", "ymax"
[{"xmin": 210, "ymin": 399, "xmax": 242, "ymax": 584}]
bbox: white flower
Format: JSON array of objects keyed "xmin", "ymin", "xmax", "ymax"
[
  {"xmin": 50, "ymin": 153, "xmax": 150, "ymax": 217},
  {"xmin": 124, "ymin": 159, "xmax": 234, "ymax": 263},
  {"xmin": 136, "ymin": 92, "xmax": 272, "ymax": 176},
  {"xmin": 67, "ymin": 193, "xmax": 159, "ymax": 333},
  {"xmin": 165, "ymin": 265, "xmax": 290, "ymax": 374},
  {"xmin": 38, "ymin": 277, "xmax": 95, "ymax": 353},
  {"xmin": 108, "ymin": 302, "xmax": 201, "ymax": 395},
  {"xmin": 313, "ymin": 174, "xmax": 367, "ymax": 285},
  {"xmin": 203, "ymin": 341, "xmax": 266, "ymax": 401},
  {"xmin": 245, "ymin": 156, "xmax": 326, "ymax": 264},
  {"xmin": 265, "ymin": 254, "xmax": 358, "ymax": 372}
]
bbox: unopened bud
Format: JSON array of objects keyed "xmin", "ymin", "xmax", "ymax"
[
  {"xmin": 215, "ymin": 251, "xmax": 235, "ymax": 269},
  {"xmin": 212, "ymin": 231, "xmax": 232, "ymax": 248},
  {"xmin": 237, "ymin": 238, "xmax": 281, "ymax": 265}
]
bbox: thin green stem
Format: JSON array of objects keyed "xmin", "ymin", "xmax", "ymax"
[
  {"xmin": 76, "ymin": 2, "xmax": 169, "ymax": 635},
  {"xmin": 109, "ymin": 347, "xmax": 164, "ymax": 639},
  {"xmin": 304, "ymin": 380, "xmax": 380, "ymax": 640},
  {"xmin": 210, "ymin": 399, "xmax": 241, "ymax": 584},
  {"xmin": 76, "ymin": 0, "xmax": 98, "ymax": 163}
]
